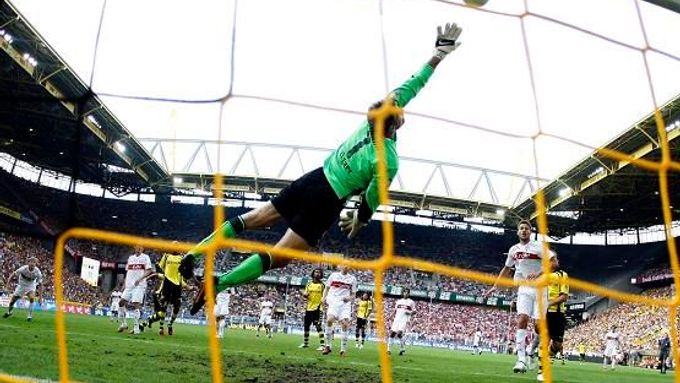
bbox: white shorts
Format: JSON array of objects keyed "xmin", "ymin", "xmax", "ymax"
[
  {"xmin": 110, "ymin": 303, "xmax": 120, "ymax": 312},
  {"xmin": 390, "ymin": 316, "xmax": 408, "ymax": 333},
  {"xmin": 604, "ymin": 346, "xmax": 618, "ymax": 358},
  {"xmin": 213, "ymin": 303, "xmax": 230, "ymax": 317},
  {"xmin": 13, "ymin": 284, "xmax": 36, "ymax": 298},
  {"xmin": 516, "ymin": 287, "xmax": 548, "ymax": 319},
  {"xmin": 121, "ymin": 286, "xmax": 146, "ymax": 304},
  {"xmin": 473, "ymin": 340, "xmax": 480, "ymax": 347},
  {"xmin": 259, "ymin": 315, "xmax": 272, "ymax": 325},
  {"xmin": 327, "ymin": 300, "xmax": 352, "ymax": 321}
]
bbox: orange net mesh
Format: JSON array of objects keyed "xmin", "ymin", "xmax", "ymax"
[{"xmin": 1, "ymin": 1, "xmax": 679, "ymax": 383}]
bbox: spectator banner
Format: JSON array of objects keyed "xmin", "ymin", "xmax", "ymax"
[
  {"xmin": 256, "ymin": 275, "xmax": 512, "ymax": 308},
  {"xmin": 81, "ymin": 256, "xmax": 100, "ymax": 286},
  {"xmin": 631, "ymin": 273, "xmax": 673, "ymax": 284},
  {"xmin": 100, "ymin": 261, "xmax": 117, "ymax": 269},
  {"xmin": 0, "ymin": 205, "xmax": 33, "ymax": 223}
]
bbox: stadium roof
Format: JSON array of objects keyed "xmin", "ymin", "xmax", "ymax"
[{"xmin": 1, "ymin": 0, "xmax": 680, "ymax": 233}]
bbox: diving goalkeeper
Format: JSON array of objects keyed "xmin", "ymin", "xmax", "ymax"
[{"xmin": 180, "ymin": 22, "xmax": 464, "ymax": 314}]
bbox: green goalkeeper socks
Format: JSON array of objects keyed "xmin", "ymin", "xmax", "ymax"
[
  {"xmin": 216, "ymin": 253, "xmax": 271, "ymax": 291},
  {"xmin": 188, "ymin": 216, "xmax": 245, "ymax": 259}
]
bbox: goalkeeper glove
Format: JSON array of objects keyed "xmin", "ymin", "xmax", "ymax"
[
  {"xmin": 339, "ymin": 210, "xmax": 367, "ymax": 239},
  {"xmin": 434, "ymin": 22, "xmax": 463, "ymax": 59}
]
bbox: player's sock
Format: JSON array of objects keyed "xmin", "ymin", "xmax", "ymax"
[
  {"xmin": 216, "ymin": 253, "xmax": 271, "ymax": 291},
  {"xmin": 131, "ymin": 309, "xmax": 141, "ymax": 332},
  {"xmin": 516, "ymin": 329, "xmax": 527, "ymax": 363},
  {"xmin": 529, "ymin": 334, "xmax": 539, "ymax": 357},
  {"xmin": 27, "ymin": 299, "xmax": 34, "ymax": 318},
  {"xmin": 318, "ymin": 328, "xmax": 325, "ymax": 346},
  {"xmin": 340, "ymin": 329, "xmax": 349, "ymax": 352},
  {"xmin": 7, "ymin": 297, "xmax": 17, "ymax": 313},
  {"xmin": 188, "ymin": 217, "xmax": 245, "ymax": 260},
  {"xmin": 387, "ymin": 336, "xmax": 393, "ymax": 352},
  {"xmin": 325, "ymin": 326, "xmax": 334, "ymax": 349},
  {"xmin": 118, "ymin": 306, "xmax": 127, "ymax": 326},
  {"xmin": 218, "ymin": 319, "xmax": 226, "ymax": 337},
  {"xmin": 355, "ymin": 328, "xmax": 360, "ymax": 345},
  {"xmin": 399, "ymin": 337, "xmax": 405, "ymax": 352},
  {"xmin": 303, "ymin": 330, "xmax": 310, "ymax": 346}
]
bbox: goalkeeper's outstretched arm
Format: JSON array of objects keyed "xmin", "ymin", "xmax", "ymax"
[{"xmin": 338, "ymin": 22, "xmax": 463, "ymax": 239}]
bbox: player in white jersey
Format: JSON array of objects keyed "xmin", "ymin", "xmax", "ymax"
[
  {"xmin": 485, "ymin": 220, "xmax": 554, "ymax": 374},
  {"xmin": 3, "ymin": 257, "xmax": 42, "ymax": 321},
  {"xmin": 603, "ymin": 326, "xmax": 620, "ymax": 370},
  {"xmin": 387, "ymin": 288, "xmax": 416, "ymax": 356},
  {"xmin": 117, "ymin": 245, "xmax": 153, "ymax": 335},
  {"xmin": 321, "ymin": 265, "xmax": 357, "ymax": 356},
  {"xmin": 256, "ymin": 297, "xmax": 275, "ymax": 338},
  {"xmin": 109, "ymin": 288, "xmax": 123, "ymax": 322},
  {"xmin": 472, "ymin": 328, "xmax": 483, "ymax": 355},
  {"xmin": 214, "ymin": 288, "xmax": 235, "ymax": 338}
]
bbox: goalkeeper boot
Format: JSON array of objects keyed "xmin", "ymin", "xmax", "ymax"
[
  {"xmin": 178, "ymin": 254, "xmax": 195, "ymax": 280},
  {"xmin": 190, "ymin": 275, "xmax": 219, "ymax": 315}
]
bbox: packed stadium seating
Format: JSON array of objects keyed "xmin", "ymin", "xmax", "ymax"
[{"xmin": 564, "ymin": 286, "xmax": 678, "ymax": 356}]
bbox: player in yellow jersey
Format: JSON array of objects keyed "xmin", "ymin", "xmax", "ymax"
[
  {"xmin": 578, "ymin": 343, "xmax": 587, "ymax": 364},
  {"xmin": 536, "ymin": 253, "xmax": 569, "ymax": 381},
  {"xmin": 136, "ymin": 251, "xmax": 191, "ymax": 335},
  {"xmin": 299, "ymin": 268, "xmax": 326, "ymax": 350},
  {"xmin": 355, "ymin": 292, "xmax": 373, "ymax": 349}
]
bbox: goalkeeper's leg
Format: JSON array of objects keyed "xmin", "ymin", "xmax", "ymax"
[
  {"xmin": 190, "ymin": 229, "xmax": 310, "ymax": 315},
  {"xmin": 187, "ymin": 168, "xmax": 344, "ymax": 315},
  {"xmin": 179, "ymin": 203, "xmax": 282, "ymax": 279}
]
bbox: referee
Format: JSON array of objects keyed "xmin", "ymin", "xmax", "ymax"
[{"xmin": 299, "ymin": 268, "xmax": 326, "ymax": 350}]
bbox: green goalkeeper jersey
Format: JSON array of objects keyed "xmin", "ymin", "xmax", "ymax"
[{"xmin": 322, "ymin": 63, "xmax": 434, "ymax": 216}]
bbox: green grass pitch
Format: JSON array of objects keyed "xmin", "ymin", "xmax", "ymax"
[{"xmin": 0, "ymin": 310, "xmax": 673, "ymax": 383}]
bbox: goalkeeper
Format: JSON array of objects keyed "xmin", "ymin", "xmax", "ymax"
[{"xmin": 180, "ymin": 22, "xmax": 464, "ymax": 314}]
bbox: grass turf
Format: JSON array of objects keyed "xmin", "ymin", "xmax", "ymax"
[{"xmin": 0, "ymin": 310, "xmax": 674, "ymax": 383}]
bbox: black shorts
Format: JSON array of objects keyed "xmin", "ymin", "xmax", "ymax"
[
  {"xmin": 547, "ymin": 311, "xmax": 566, "ymax": 342},
  {"xmin": 356, "ymin": 318, "xmax": 368, "ymax": 329},
  {"xmin": 160, "ymin": 280, "xmax": 182, "ymax": 307},
  {"xmin": 271, "ymin": 167, "xmax": 346, "ymax": 246},
  {"xmin": 304, "ymin": 308, "xmax": 322, "ymax": 328}
]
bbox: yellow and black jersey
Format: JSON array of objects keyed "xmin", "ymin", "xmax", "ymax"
[
  {"xmin": 158, "ymin": 253, "xmax": 184, "ymax": 287},
  {"xmin": 357, "ymin": 299, "xmax": 373, "ymax": 319},
  {"xmin": 548, "ymin": 270, "xmax": 569, "ymax": 313},
  {"xmin": 304, "ymin": 280, "xmax": 324, "ymax": 311}
]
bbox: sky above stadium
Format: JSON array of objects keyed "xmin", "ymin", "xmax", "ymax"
[{"xmin": 10, "ymin": 0, "xmax": 680, "ymax": 207}]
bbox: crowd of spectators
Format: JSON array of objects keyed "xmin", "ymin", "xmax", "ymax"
[{"xmin": 564, "ymin": 286, "xmax": 677, "ymax": 355}]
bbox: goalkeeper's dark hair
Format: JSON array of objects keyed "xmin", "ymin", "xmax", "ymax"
[{"xmin": 368, "ymin": 99, "xmax": 404, "ymax": 139}]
